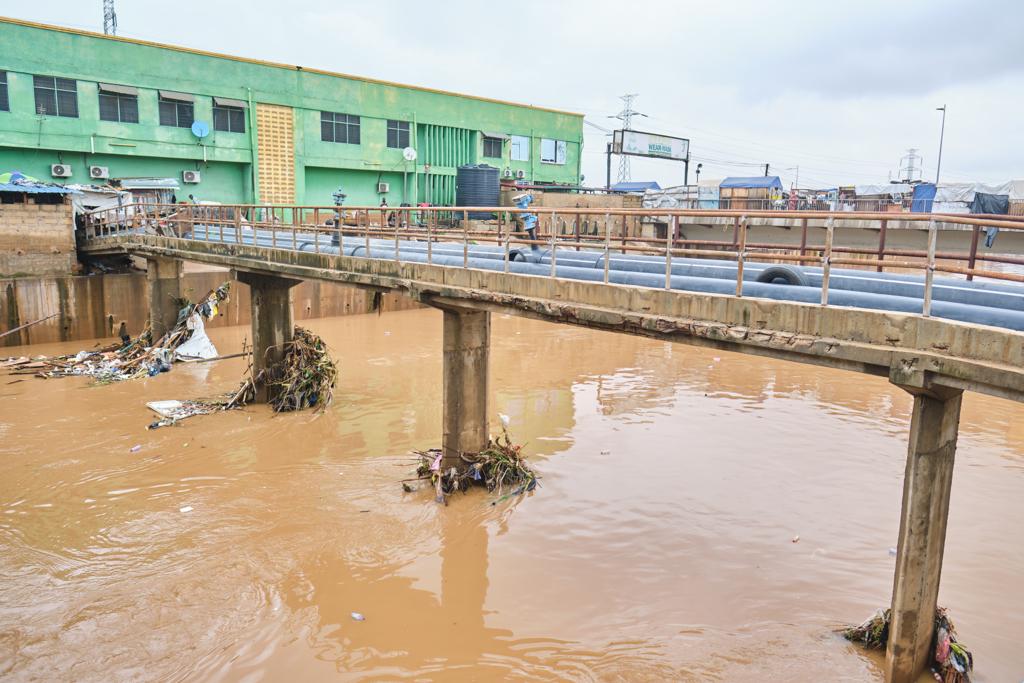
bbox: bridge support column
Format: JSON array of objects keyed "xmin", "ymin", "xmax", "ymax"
[
  {"xmin": 236, "ymin": 271, "xmax": 301, "ymax": 404},
  {"xmin": 146, "ymin": 256, "xmax": 184, "ymax": 339},
  {"xmin": 442, "ymin": 307, "xmax": 490, "ymax": 470},
  {"xmin": 885, "ymin": 383, "xmax": 962, "ymax": 683}
]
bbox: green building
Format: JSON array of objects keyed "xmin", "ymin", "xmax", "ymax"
[{"xmin": 0, "ymin": 16, "xmax": 583, "ymax": 207}]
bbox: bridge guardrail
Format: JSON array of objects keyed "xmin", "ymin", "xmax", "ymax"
[{"xmin": 81, "ymin": 203, "xmax": 1024, "ymax": 320}]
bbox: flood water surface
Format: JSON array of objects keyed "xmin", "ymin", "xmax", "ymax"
[{"xmin": 1, "ymin": 308, "xmax": 1022, "ymax": 682}]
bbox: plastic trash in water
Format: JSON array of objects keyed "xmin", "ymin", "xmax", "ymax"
[
  {"xmin": 350, "ymin": 612, "xmax": 365, "ymax": 621},
  {"xmin": 130, "ymin": 444, "xmax": 141, "ymax": 453},
  {"xmin": 179, "ymin": 506, "xmax": 193, "ymax": 513},
  {"xmin": 499, "ymin": 413, "xmax": 511, "ymax": 428},
  {"xmin": 429, "ymin": 452, "xmax": 442, "ymax": 472},
  {"xmin": 889, "ymin": 547, "xmax": 898, "ymax": 556}
]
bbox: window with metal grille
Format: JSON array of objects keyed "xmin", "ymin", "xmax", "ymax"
[
  {"xmin": 386, "ymin": 120, "xmax": 409, "ymax": 149},
  {"xmin": 213, "ymin": 105, "xmax": 245, "ymax": 133},
  {"xmin": 159, "ymin": 96, "xmax": 194, "ymax": 128},
  {"xmin": 482, "ymin": 137, "xmax": 503, "ymax": 159},
  {"xmin": 321, "ymin": 112, "xmax": 360, "ymax": 144},
  {"xmin": 33, "ymin": 75, "xmax": 78, "ymax": 117},
  {"xmin": 98, "ymin": 91, "xmax": 138, "ymax": 123},
  {"xmin": 0, "ymin": 72, "xmax": 8, "ymax": 112},
  {"xmin": 510, "ymin": 135, "xmax": 530, "ymax": 162}
]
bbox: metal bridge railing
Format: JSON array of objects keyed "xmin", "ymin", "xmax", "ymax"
[{"xmin": 82, "ymin": 203, "xmax": 1024, "ymax": 320}]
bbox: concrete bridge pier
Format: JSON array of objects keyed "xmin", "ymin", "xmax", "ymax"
[
  {"xmin": 236, "ymin": 271, "xmax": 301, "ymax": 403},
  {"xmin": 441, "ymin": 307, "xmax": 490, "ymax": 470},
  {"xmin": 146, "ymin": 256, "xmax": 184, "ymax": 338},
  {"xmin": 885, "ymin": 381, "xmax": 963, "ymax": 683}
]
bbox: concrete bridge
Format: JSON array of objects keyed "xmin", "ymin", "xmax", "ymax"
[{"xmin": 81, "ymin": 205, "xmax": 1024, "ymax": 683}]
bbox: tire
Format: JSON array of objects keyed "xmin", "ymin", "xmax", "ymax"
[{"xmin": 754, "ymin": 265, "xmax": 809, "ymax": 286}]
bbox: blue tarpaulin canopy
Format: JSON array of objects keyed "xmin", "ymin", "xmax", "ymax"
[
  {"xmin": 611, "ymin": 181, "xmax": 661, "ymax": 192},
  {"xmin": 911, "ymin": 183, "xmax": 937, "ymax": 213},
  {"xmin": 720, "ymin": 176, "xmax": 783, "ymax": 190}
]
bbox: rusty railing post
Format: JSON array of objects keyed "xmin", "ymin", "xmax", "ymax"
[
  {"xmin": 966, "ymin": 224, "xmax": 980, "ymax": 282},
  {"xmin": 427, "ymin": 210, "xmax": 433, "ymax": 265},
  {"xmin": 735, "ymin": 215, "xmax": 747, "ymax": 297},
  {"xmin": 799, "ymin": 217, "xmax": 808, "ymax": 258},
  {"xmin": 463, "ymin": 209, "xmax": 469, "ymax": 268},
  {"xmin": 877, "ymin": 218, "xmax": 888, "ymax": 272},
  {"xmin": 821, "ymin": 216, "xmax": 835, "ymax": 306},
  {"xmin": 550, "ymin": 211, "xmax": 558, "ymax": 277},
  {"xmin": 923, "ymin": 219, "xmax": 937, "ymax": 317},
  {"xmin": 603, "ymin": 213, "xmax": 611, "ymax": 284}
]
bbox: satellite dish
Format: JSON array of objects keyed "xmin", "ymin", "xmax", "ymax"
[
  {"xmin": 402, "ymin": 147, "xmax": 417, "ymax": 162},
  {"xmin": 191, "ymin": 121, "xmax": 210, "ymax": 139}
]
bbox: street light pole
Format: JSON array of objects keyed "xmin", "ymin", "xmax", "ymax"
[{"xmin": 935, "ymin": 105, "xmax": 947, "ymax": 184}]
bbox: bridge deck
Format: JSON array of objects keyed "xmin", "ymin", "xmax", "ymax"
[{"xmin": 83, "ymin": 233, "xmax": 1024, "ymax": 404}]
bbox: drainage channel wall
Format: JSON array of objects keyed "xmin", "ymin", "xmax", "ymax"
[{"xmin": 1, "ymin": 271, "xmax": 420, "ymax": 347}]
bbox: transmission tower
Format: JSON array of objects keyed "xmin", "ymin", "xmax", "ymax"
[
  {"xmin": 898, "ymin": 148, "xmax": 922, "ymax": 183},
  {"xmin": 610, "ymin": 94, "xmax": 646, "ymax": 184},
  {"xmin": 103, "ymin": 0, "xmax": 118, "ymax": 36}
]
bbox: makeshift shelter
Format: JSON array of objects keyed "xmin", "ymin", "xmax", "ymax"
[
  {"xmin": 719, "ymin": 176, "xmax": 783, "ymax": 210},
  {"xmin": 0, "ymin": 174, "xmax": 80, "ymax": 275},
  {"xmin": 853, "ymin": 183, "xmax": 913, "ymax": 212}
]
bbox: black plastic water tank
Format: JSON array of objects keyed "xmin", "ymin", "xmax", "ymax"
[{"xmin": 456, "ymin": 164, "xmax": 499, "ymax": 219}]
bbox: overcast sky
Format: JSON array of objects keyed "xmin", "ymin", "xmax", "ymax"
[{"xmin": 10, "ymin": 0, "xmax": 1023, "ymax": 188}]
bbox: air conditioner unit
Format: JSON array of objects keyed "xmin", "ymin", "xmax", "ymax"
[
  {"xmin": 89, "ymin": 165, "xmax": 109, "ymax": 179},
  {"xmin": 502, "ymin": 168, "xmax": 513, "ymax": 178},
  {"xmin": 50, "ymin": 164, "xmax": 72, "ymax": 178},
  {"xmin": 377, "ymin": 182, "xmax": 390, "ymax": 194},
  {"xmin": 182, "ymin": 170, "xmax": 201, "ymax": 184},
  {"xmin": 515, "ymin": 169, "xmax": 526, "ymax": 180}
]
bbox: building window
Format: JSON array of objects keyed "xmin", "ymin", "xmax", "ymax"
[
  {"xmin": 482, "ymin": 137, "xmax": 503, "ymax": 159},
  {"xmin": 33, "ymin": 75, "xmax": 78, "ymax": 117},
  {"xmin": 0, "ymin": 72, "xmax": 8, "ymax": 112},
  {"xmin": 213, "ymin": 98, "xmax": 246, "ymax": 133},
  {"xmin": 541, "ymin": 138, "xmax": 566, "ymax": 165},
  {"xmin": 386, "ymin": 120, "xmax": 410, "ymax": 149},
  {"xmin": 321, "ymin": 111, "xmax": 360, "ymax": 144},
  {"xmin": 510, "ymin": 135, "xmax": 530, "ymax": 162},
  {"xmin": 159, "ymin": 91, "xmax": 195, "ymax": 128},
  {"xmin": 98, "ymin": 84, "xmax": 139, "ymax": 123}
]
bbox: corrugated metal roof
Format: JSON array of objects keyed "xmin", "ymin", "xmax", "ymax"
[
  {"xmin": 0, "ymin": 182, "xmax": 79, "ymax": 194},
  {"xmin": 611, "ymin": 181, "xmax": 661, "ymax": 192}
]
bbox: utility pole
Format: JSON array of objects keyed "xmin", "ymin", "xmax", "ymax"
[
  {"xmin": 103, "ymin": 0, "xmax": 117, "ymax": 36},
  {"xmin": 935, "ymin": 105, "xmax": 947, "ymax": 184},
  {"xmin": 608, "ymin": 94, "xmax": 647, "ymax": 184},
  {"xmin": 764, "ymin": 163, "xmax": 769, "ymax": 177},
  {"xmin": 605, "ymin": 143, "xmax": 612, "ymax": 191}
]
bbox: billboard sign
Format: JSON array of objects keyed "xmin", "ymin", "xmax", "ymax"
[{"xmin": 613, "ymin": 129, "xmax": 689, "ymax": 161}]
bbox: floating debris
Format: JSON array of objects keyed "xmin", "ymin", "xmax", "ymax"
[
  {"xmin": 412, "ymin": 425, "xmax": 537, "ymax": 504},
  {"xmin": 350, "ymin": 612, "xmax": 365, "ymax": 621},
  {"xmin": 2, "ymin": 283, "xmax": 231, "ymax": 383},
  {"xmin": 841, "ymin": 606, "xmax": 973, "ymax": 682}
]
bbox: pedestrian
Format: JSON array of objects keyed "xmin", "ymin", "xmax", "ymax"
[{"xmin": 118, "ymin": 321, "xmax": 131, "ymax": 346}]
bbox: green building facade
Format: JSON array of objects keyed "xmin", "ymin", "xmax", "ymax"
[{"xmin": 0, "ymin": 17, "xmax": 583, "ymax": 207}]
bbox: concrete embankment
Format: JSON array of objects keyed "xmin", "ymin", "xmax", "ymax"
[{"xmin": 0, "ymin": 271, "xmax": 419, "ymax": 347}]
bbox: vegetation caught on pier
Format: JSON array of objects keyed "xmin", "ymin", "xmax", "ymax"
[
  {"xmin": 147, "ymin": 326, "xmax": 337, "ymax": 428},
  {"xmin": 411, "ymin": 425, "xmax": 538, "ymax": 504},
  {"xmin": 841, "ymin": 606, "xmax": 973, "ymax": 682}
]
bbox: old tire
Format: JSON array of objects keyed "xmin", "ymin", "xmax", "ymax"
[{"xmin": 754, "ymin": 265, "xmax": 809, "ymax": 286}]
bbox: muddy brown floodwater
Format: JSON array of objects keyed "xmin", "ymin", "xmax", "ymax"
[{"xmin": 1, "ymin": 307, "xmax": 1022, "ymax": 682}]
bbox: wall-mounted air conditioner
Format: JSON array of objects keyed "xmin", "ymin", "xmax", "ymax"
[
  {"xmin": 502, "ymin": 168, "xmax": 513, "ymax": 178},
  {"xmin": 515, "ymin": 169, "xmax": 526, "ymax": 180},
  {"xmin": 182, "ymin": 170, "xmax": 201, "ymax": 184},
  {"xmin": 377, "ymin": 182, "xmax": 390, "ymax": 194},
  {"xmin": 89, "ymin": 166, "xmax": 110, "ymax": 179},
  {"xmin": 51, "ymin": 164, "xmax": 72, "ymax": 178}
]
